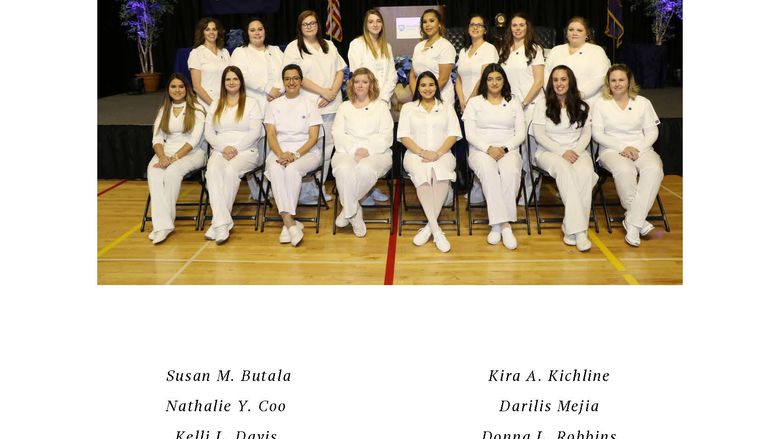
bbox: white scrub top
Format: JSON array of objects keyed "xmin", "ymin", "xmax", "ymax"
[
  {"xmin": 592, "ymin": 95, "xmax": 660, "ymax": 154},
  {"xmin": 347, "ymin": 37, "xmax": 398, "ymax": 104},
  {"xmin": 264, "ymin": 94, "xmax": 324, "ymax": 152},
  {"xmin": 188, "ymin": 45, "xmax": 231, "ymax": 106},
  {"xmin": 532, "ymin": 99, "xmax": 591, "ymax": 155},
  {"xmin": 411, "ymin": 38, "xmax": 457, "ymax": 106},
  {"xmin": 283, "ymin": 39, "xmax": 347, "ymax": 115},
  {"xmin": 332, "ymin": 100, "xmax": 394, "ymax": 156},
  {"xmin": 456, "ymin": 42, "xmax": 499, "ymax": 103},
  {"xmin": 152, "ymin": 103, "xmax": 207, "ymax": 155},
  {"xmin": 502, "ymin": 43, "xmax": 545, "ymax": 105},
  {"xmin": 397, "ymin": 100, "xmax": 462, "ymax": 186},
  {"xmin": 230, "ymin": 45, "xmax": 283, "ymax": 114},
  {"xmin": 205, "ymin": 97, "xmax": 264, "ymax": 153},
  {"xmin": 544, "ymin": 43, "xmax": 610, "ymax": 104},
  {"xmin": 462, "ymin": 95, "xmax": 525, "ymax": 153}
]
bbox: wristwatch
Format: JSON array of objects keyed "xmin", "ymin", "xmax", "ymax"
[{"xmin": 502, "ymin": 147, "xmax": 509, "ymax": 153}]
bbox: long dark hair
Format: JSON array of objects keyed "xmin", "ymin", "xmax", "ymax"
[
  {"xmin": 412, "ymin": 71, "xmax": 442, "ymax": 103},
  {"xmin": 544, "ymin": 65, "xmax": 589, "ymax": 128},
  {"xmin": 241, "ymin": 17, "xmax": 270, "ymax": 47},
  {"xmin": 193, "ymin": 17, "xmax": 225, "ymax": 49},
  {"xmin": 499, "ymin": 12, "xmax": 541, "ymax": 66},
  {"xmin": 296, "ymin": 10, "xmax": 329, "ymax": 56},
  {"xmin": 157, "ymin": 73, "xmax": 204, "ymax": 135},
  {"xmin": 476, "ymin": 63, "xmax": 512, "ymax": 101}
]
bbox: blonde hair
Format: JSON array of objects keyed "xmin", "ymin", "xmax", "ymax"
[
  {"xmin": 346, "ymin": 68, "xmax": 380, "ymax": 102},
  {"xmin": 362, "ymin": 9, "xmax": 391, "ymax": 59},
  {"xmin": 601, "ymin": 64, "xmax": 640, "ymax": 100}
]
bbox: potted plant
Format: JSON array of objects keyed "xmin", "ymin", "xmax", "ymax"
[
  {"xmin": 117, "ymin": 0, "xmax": 177, "ymax": 92},
  {"xmin": 629, "ymin": 0, "xmax": 683, "ymax": 46},
  {"xmin": 626, "ymin": 0, "xmax": 682, "ymax": 88}
]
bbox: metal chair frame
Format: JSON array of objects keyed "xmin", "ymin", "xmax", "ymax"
[
  {"xmin": 332, "ymin": 166, "xmax": 395, "ymax": 236},
  {"xmin": 398, "ymin": 154, "xmax": 461, "ymax": 237},
  {"xmin": 141, "ymin": 166, "xmax": 207, "ymax": 232}
]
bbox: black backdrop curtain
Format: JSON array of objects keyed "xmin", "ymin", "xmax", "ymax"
[{"xmin": 99, "ymin": 0, "xmax": 681, "ymax": 98}]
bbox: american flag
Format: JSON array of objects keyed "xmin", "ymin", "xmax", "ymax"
[{"xmin": 325, "ymin": 0, "xmax": 342, "ymax": 42}]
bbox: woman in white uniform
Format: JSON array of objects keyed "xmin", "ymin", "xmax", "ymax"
[
  {"xmin": 463, "ymin": 64, "xmax": 526, "ymax": 250},
  {"xmin": 499, "ymin": 12, "xmax": 545, "ymax": 205},
  {"xmin": 188, "ymin": 17, "xmax": 231, "ymax": 109},
  {"xmin": 331, "ymin": 68, "xmax": 394, "ymax": 237},
  {"xmin": 544, "ymin": 16, "xmax": 610, "ymax": 106},
  {"xmin": 409, "ymin": 9, "xmax": 456, "ymax": 108},
  {"xmin": 347, "ymin": 8, "xmax": 397, "ymax": 204},
  {"xmin": 283, "ymin": 10, "xmax": 347, "ymax": 203},
  {"xmin": 203, "ymin": 66, "xmax": 265, "ymax": 244},
  {"xmin": 592, "ymin": 64, "xmax": 663, "ymax": 247},
  {"xmin": 264, "ymin": 64, "xmax": 324, "ymax": 247},
  {"xmin": 532, "ymin": 65, "xmax": 598, "ymax": 252},
  {"xmin": 455, "ymin": 13, "xmax": 498, "ymax": 113},
  {"xmin": 147, "ymin": 73, "xmax": 207, "ymax": 244},
  {"xmin": 398, "ymin": 71, "xmax": 463, "ymax": 253}
]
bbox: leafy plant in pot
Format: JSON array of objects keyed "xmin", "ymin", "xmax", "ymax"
[
  {"xmin": 117, "ymin": 0, "xmax": 177, "ymax": 92},
  {"xmin": 629, "ymin": 0, "xmax": 683, "ymax": 46}
]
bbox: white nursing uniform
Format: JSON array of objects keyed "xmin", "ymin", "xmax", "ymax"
[
  {"xmin": 263, "ymin": 94, "xmax": 324, "ymax": 216},
  {"xmin": 456, "ymin": 42, "xmax": 498, "ymax": 106},
  {"xmin": 204, "ymin": 97, "xmax": 265, "ymax": 229},
  {"xmin": 463, "ymin": 96, "xmax": 526, "ymax": 225},
  {"xmin": 347, "ymin": 38, "xmax": 398, "ymax": 104},
  {"xmin": 331, "ymin": 100, "xmax": 394, "ymax": 218},
  {"xmin": 187, "ymin": 45, "xmax": 231, "ymax": 108},
  {"xmin": 229, "ymin": 44, "xmax": 283, "ymax": 115},
  {"xmin": 592, "ymin": 95, "xmax": 663, "ymax": 228},
  {"xmin": 411, "ymin": 38, "xmax": 457, "ymax": 106},
  {"xmin": 397, "ymin": 100, "xmax": 462, "ymax": 187},
  {"xmin": 544, "ymin": 43, "xmax": 610, "ymax": 105},
  {"xmin": 147, "ymin": 103, "xmax": 207, "ymax": 232},
  {"xmin": 532, "ymin": 100, "xmax": 598, "ymax": 234}
]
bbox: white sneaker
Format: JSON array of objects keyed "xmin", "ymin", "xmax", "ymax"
[
  {"xmin": 280, "ymin": 221, "xmax": 304, "ymax": 243},
  {"xmin": 469, "ymin": 181, "xmax": 485, "ymax": 204},
  {"xmin": 500, "ymin": 226, "xmax": 517, "ymax": 250},
  {"xmin": 487, "ymin": 225, "xmax": 501, "ymax": 245},
  {"xmin": 215, "ymin": 225, "xmax": 230, "ymax": 245},
  {"xmin": 204, "ymin": 225, "xmax": 217, "ymax": 241},
  {"xmin": 350, "ymin": 207, "xmax": 367, "ymax": 238},
  {"xmin": 323, "ymin": 192, "xmax": 333, "ymax": 202},
  {"xmin": 152, "ymin": 228, "xmax": 173, "ymax": 245},
  {"xmin": 148, "ymin": 230, "xmax": 155, "ymax": 241},
  {"xmin": 432, "ymin": 230, "xmax": 451, "ymax": 253},
  {"xmin": 360, "ymin": 196, "xmax": 376, "ymax": 206},
  {"xmin": 640, "ymin": 220, "xmax": 655, "ymax": 237},
  {"xmin": 562, "ymin": 225, "xmax": 576, "ymax": 246},
  {"xmin": 623, "ymin": 220, "xmax": 641, "ymax": 247},
  {"xmin": 371, "ymin": 187, "xmax": 389, "ymax": 202},
  {"xmin": 575, "ymin": 231, "xmax": 592, "ymax": 252},
  {"xmin": 335, "ymin": 210, "xmax": 349, "ymax": 228},
  {"xmin": 413, "ymin": 225, "xmax": 432, "ymax": 246},
  {"xmin": 289, "ymin": 224, "xmax": 304, "ymax": 246},
  {"xmin": 444, "ymin": 186, "xmax": 454, "ymax": 206}
]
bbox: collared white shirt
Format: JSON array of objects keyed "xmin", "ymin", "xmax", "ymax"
[
  {"xmin": 411, "ymin": 38, "xmax": 457, "ymax": 106},
  {"xmin": 265, "ymin": 94, "xmax": 324, "ymax": 152},
  {"xmin": 283, "ymin": 39, "xmax": 347, "ymax": 115}
]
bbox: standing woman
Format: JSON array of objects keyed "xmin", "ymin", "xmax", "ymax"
[
  {"xmin": 455, "ymin": 13, "xmax": 498, "ymax": 113},
  {"xmin": 463, "ymin": 64, "xmax": 526, "ymax": 250},
  {"xmin": 203, "ymin": 66, "xmax": 265, "ymax": 244},
  {"xmin": 397, "ymin": 71, "xmax": 462, "ymax": 253},
  {"xmin": 263, "ymin": 64, "xmax": 325, "ymax": 247},
  {"xmin": 230, "ymin": 18, "xmax": 284, "ymax": 114},
  {"xmin": 147, "ymin": 74, "xmax": 207, "ymax": 245},
  {"xmin": 544, "ymin": 16, "xmax": 610, "ymax": 106},
  {"xmin": 188, "ymin": 17, "xmax": 231, "ymax": 109},
  {"xmin": 331, "ymin": 68, "xmax": 394, "ymax": 237},
  {"xmin": 592, "ymin": 64, "xmax": 663, "ymax": 247},
  {"xmin": 499, "ymin": 12, "xmax": 545, "ymax": 204},
  {"xmin": 409, "ymin": 9, "xmax": 457, "ymax": 108},
  {"xmin": 347, "ymin": 9, "xmax": 397, "ymax": 204},
  {"xmin": 531, "ymin": 66, "xmax": 598, "ymax": 252},
  {"xmin": 283, "ymin": 10, "xmax": 347, "ymax": 203}
]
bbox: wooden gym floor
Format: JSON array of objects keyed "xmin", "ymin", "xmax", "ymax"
[{"xmin": 97, "ymin": 176, "xmax": 682, "ymax": 285}]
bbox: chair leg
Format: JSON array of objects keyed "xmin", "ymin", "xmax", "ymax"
[
  {"xmin": 260, "ymin": 181, "xmax": 270, "ymax": 232},
  {"xmin": 141, "ymin": 194, "xmax": 151, "ymax": 232},
  {"xmin": 531, "ymin": 172, "xmax": 542, "ymax": 234},
  {"xmin": 455, "ymin": 183, "xmax": 461, "ymax": 236},
  {"xmin": 657, "ymin": 194, "xmax": 671, "ymax": 232},
  {"xmin": 398, "ymin": 177, "xmax": 405, "ymax": 236},
  {"xmin": 332, "ymin": 187, "xmax": 339, "ymax": 235}
]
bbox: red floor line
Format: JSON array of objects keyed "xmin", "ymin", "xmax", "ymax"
[
  {"xmin": 383, "ymin": 179, "xmax": 402, "ymax": 285},
  {"xmin": 98, "ymin": 179, "xmax": 129, "ymax": 197}
]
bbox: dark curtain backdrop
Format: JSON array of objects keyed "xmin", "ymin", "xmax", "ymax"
[{"xmin": 99, "ymin": 0, "xmax": 682, "ymax": 97}]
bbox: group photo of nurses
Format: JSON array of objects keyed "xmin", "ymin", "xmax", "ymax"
[{"xmin": 134, "ymin": 4, "xmax": 674, "ymax": 257}]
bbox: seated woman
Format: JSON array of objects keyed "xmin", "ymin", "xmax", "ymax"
[
  {"xmin": 531, "ymin": 65, "xmax": 598, "ymax": 252},
  {"xmin": 263, "ymin": 64, "xmax": 324, "ymax": 247},
  {"xmin": 147, "ymin": 73, "xmax": 207, "ymax": 244},
  {"xmin": 203, "ymin": 66, "xmax": 264, "ymax": 244},
  {"xmin": 463, "ymin": 64, "xmax": 526, "ymax": 250},
  {"xmin": 397, "ymin": 71, "xmax": 463, "ymax": 253},
  {"xmin": 331, "ymin": 67, "xmax": 394, "ymax": 237},
  {"xmin": 592, "ymin": 64, "xmax": 663, "ymax": 247}
]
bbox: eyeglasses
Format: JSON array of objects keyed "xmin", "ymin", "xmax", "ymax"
[
  {"xmin": 469, "ymin": 23, "xmax": 486, "ymax": 29},
  {"xmin": 302, "ymin": 21, "xmax": 318, "ymax": 29},
  {"xmin": 283, "ymin": 76, "xmax": 302, "ymax": 82}
]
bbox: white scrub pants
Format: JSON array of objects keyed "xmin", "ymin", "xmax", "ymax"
[
  {"xmin": 598, "ymin": 149, "xmax": 664, "ymax": 228},
  {"xmin": 331, "ymin": 151, "xmax": 392, "ymax": 218},
  {"xmin": 265, "ymin": 149, "xmax": 322, "ymax": 216},
  {"xmin": 147, "ymin": 149, "xmax": 207, "ymax": 231},
  {"xmin": 535, "ymin": 151, "xmax": 598, "ymax": 235},
  {"xmin": 468, "ymin": 149, "xmax": 522, "ymax": 225},
  {"xmin": 205, "ymin": 148, "xmax": 262, "ymax": 228}
]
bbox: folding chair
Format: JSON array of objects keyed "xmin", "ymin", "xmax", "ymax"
[
  {"xmin": 398, "ymin": 156, "xmax": 461, "ymax": 237},
  {"xmin": 141, "ymin": 166, "xmax": 207, "ymax": 232}
]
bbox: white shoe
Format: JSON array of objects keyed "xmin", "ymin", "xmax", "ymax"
[
  {"xmin": 640, "ymin": 220, "xmax": 655, "ymax": 237},
  {"xmin": 432, "ymin": 230, "xmax": 451, "ymax": 253},
  {"xmin": 204, "ymin": 225, "xmax": 217, "ymax": 241},
  {"xmin": 360, "ymin": 196, "xmax": 376, "ymax": 206},
  {"xmin": 413, "ymin": 225, "xmax": 432, "ymax": 246},
  {"xmin": 148, "ymin": 230, "xmax": 155, "ymax": 241},
  {"xmin": 575, "ymin": 231, "xmax": 592, "ymax": 252},
  {"xmin": 562, "ymin": 225, "xmax": 576, "ymax": 246},
  {"xmin": 371, "ymin": 187, "xmax": 389, "ymax": 202},
  {"xmin": 323, "ymin": 190, "xmax": 333, "ymax": 202},
  {"xmin": 280, "ymin": 221, "xmax": 304, "ymax": 243},
  {"xmin": 152, "ymin": 228, "xmax": 173, "ymax": 245},
  {"xmin": 623, "ymin": 220, "xmax": 641, "ymax": 247},
  {"xmin": 335, "ymin": 210, "xmax": 349, "ymax": 227},
  {"xmin": 487, "ymin": 225, "xmax": 501, "ymax": 245},
  {"xmin": 469, "ymin": 181, "xmax": 485, "ymax": 204},
  {"xmin": 215, "ymin": 225, "xmax": 229, "ymax": 245},
  {"xmin": 444, "ymin": 186, "xmax": 454, "ymax": 206},
  {"xmin": 500, "ymin": 226, "xmax": 517, "ymax": 250},
  {"xmin": 350, "ymin": 207, "xmax": 367, "ymax": 238},
  {"xmin": 289, "ymin": 224, "xmax": 304, "ymax": 246}
]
